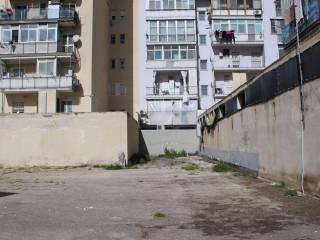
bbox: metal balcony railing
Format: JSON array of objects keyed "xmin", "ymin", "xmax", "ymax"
[
  {"xmin": 0, "ymin": 75, "xmax": 78, "ymax": 90},
  {"xmin": 0, "ymin": 7, "xmax": 77, "ymax": 21},
  {"xmin": 0, "ymin": 42, "xmax": 74, "ymax": 55},
  {"xmin": 146, "ymin": 86, "xmax": 198, "ymax": 97}
]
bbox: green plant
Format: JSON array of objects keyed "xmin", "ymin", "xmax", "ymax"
[
  {"xmin": 182, "ymin": 163, "xmax": 200, "ymax": 171},
  {"xmin": 129, "ymin": 153, "xmax": 150, "ymax": 166},
  {"xmin": 213, "ymin": 162, "xmax": 233, "ymax": 172},
  {"xmin": 153, "ymin": 212, "xmax": 167, "ymax": 218},
  {"xmin": 286, "ymin": 189, "xmax": 298, "ymax": 197},
  {"xmin": 159, "ymin": 148, "xmax": 187, "ymax": 159}
]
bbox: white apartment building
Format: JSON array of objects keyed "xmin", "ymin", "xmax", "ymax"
[
  {"xmin": 139, "ymin": 0, "xmax": 199, "ymax": 129},
  {"xmin": 135, "ymin": 0, "xmax": 285, "ymax": 128},
  {"xmin": 209, "ymin": 0, "xmax": 284, "ymax": 101}
]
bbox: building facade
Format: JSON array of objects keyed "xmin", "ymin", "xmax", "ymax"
[
  {"xmin": 209, "ymin": 0, "xmax": 284, "ymax": 101},
  {"xmin": 135, "ymin": 0, "xmax": 285, "ymax": 128},
  {"xmin": 0, "ymin": 0, "xmax": 110, "ymax": 114}
]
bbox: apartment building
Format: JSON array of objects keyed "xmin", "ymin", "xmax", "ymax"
[
  {"xmin": 0, "ymin": 0, "xmax": 110, "ymax": 114},
  {"xmin": 209, "ymin": 0, "xmax": 284, "ymax": 101},
  {"xmin": 134, "ymin": 0, "xmax": 199, "ymax": 129},
  {"xmin": 108, "ymin": 0, "xmax": 134, "ymax": 115}
]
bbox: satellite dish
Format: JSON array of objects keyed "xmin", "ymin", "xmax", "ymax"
[{"xmin": 72, "ymin": 35, "xmax": 80, "ymax": 43}]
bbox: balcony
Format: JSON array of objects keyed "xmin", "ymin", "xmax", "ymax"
[
  {"xmin": 0, "ymin": 75, "xmax": 79, "ymax": 92},
  {"xmin": 0, "ymin": 42, "xmax": 75, "ymax": 59},
  {"xmin": 211, "ymin": 32, "xmax": 264, "ymax": 46},
  {"xmin": 0, "ymin": 7, "xmax": 78, "ymax": 26},
  {"xmin": 146, "ymin": 86, "xmax": 198, "ymax": 99},
  {"xmin": 146, "ymin": 99, "xmax": 198, "ymax": 126}
]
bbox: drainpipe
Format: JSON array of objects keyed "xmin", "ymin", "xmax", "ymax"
[
  {"xmin": 195, "ymin": 1, "xmax": 201, "ymax": 109},
  {"xmin": 294, "ymin": 2, "xmax": 305, "ymax": 194}
]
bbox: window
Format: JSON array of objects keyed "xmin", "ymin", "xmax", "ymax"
[
  {"xmin": 12, "ymin": 102, "xmax": 24, "ymax": 114},
  {"xmin": 149, "ymin": 0, "xmax": 161, "ymax": 9},
  {"xmin": 120, "ymin": 34, "xmax": 126, "ymax": 44},
  {"xmin": 271, "ymin": 19, "xmax": 284, "ymax": 34},
  {"xmin": 146, "ymin": 45, "xmax": 195, "ymax": 61},
  {"xmin": 38, "ymin": 24, "xmax": 57, "ymax": 42},
  {"xmin": 1, "ymin": 26, "xmax": 11, "ymax": 43},
  {"xmin": 159, "ymin": 21, "xmax": 167, "ymax": 42},
  {"xmin": 148, "ymin": 20, "xmax": 195, "ymax": 43},
  {"xmin": 186, "ymin": 20, "xmax": 195, "ymax": 41},
  {"xmin": 231, "ymin": 52, "xmax": 240, "ymax": 68},
  {"xmin": 199, "ymin": 35, "xmax": 206, "ymax": 45},
  {"xmin": 62, "ymin": 35, "xmax": 74, "ymax": 53},
  {"xmin": 149, "ymin": 21, "xmax": 158, "ymax": 41},
  {"xmin": 163, "ymin": 0, "xmax": 174, "ymax": 9},
  {"xmin": 119, "ymin": 10, "xmax": 126, "ymax": 20},
  {"xmin": 198, "ymin": 11, "xmax": 206, "ymax": 21},
  {"xmin": 177, "ymin": 20, "xmax": 186, "ymax": 41},
  {"xmin": 200, "ymin": 60, "xmax": 208, "ymax": 70},
  {"xmin": 201, "ymin": 85, "xmax": 208, "ymax": 96},
  {"xmin": 111, "ymin": 59, "xmax": 116, "ymax": 69},
  {"xmin": 120, "ymin": 58, "xmax": 126, "ymax": 69},
  {"xmin": 61, "ymin": 101, "xmax": 72, "ymax": 113},
  {"xmin": 38, "ymin": 59, "xmax": 55, "ymax": 76},
  {"xmin": 111, "ymin": 83, "xmax": 127, "ymax": 96},
  {"xmin": 111, "ymin": 10, "xmax": 116, "ymax": 21},
  {"xmin": 111, "ymin": 34, "xmax": 116, "ymax": 44}
]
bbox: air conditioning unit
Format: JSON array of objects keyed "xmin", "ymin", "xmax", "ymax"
[{"xmin": 254, "ymin": 10, "xmax": 262, "ymax": 15}]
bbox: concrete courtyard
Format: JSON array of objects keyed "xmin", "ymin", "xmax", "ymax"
[{"xmin": 0, "ymin": 157, "xmax": 319, "ymax": 240}]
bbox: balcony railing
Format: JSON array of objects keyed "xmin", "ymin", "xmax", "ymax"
[
  {"xmin": 146, "ymin": 86, "xmax": 198, "ymax": 97},
  {"xmin": 147, "ymin": 34, "xmax": 196, "ymax": 43},
  {"xmin": 0, "ymin": 42, "xmax": 74, "ymax": 55},
  {"xmin": 0, "ymin": 75, "xmax": 78, "ymax": 91},
  {"xmin": 0, "ymin": 7, "xmax": 77, "ymax": 22},
  {"xmin": 211, "ymin": 32, "xmax": 264, "ymax": 44}
]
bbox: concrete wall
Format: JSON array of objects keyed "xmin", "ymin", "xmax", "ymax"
[
  {"xmin": 0, "ymin": 112, "xmax": 139, "ymax": 167},
  {"xmin": 141, "ymin": 129, "xmax": 199, "ymax": 156},
  {"xmin": 202, "ymin": 78, "xmax": 320, "ymax": 194}
]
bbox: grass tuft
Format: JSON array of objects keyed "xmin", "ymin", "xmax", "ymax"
[
  {"xmin": 153, "ymin": 212, "xmax": 167, "ymax": 218},
  {"xmin": 159, "ymin": 148, "xmax": 187, "ymax": 159},
  {"xmin": 213, "ymin": 162, "xmax": 234, "ymax": 172},
  {"xmin": 182, "ymin": 163, "xmax": 200, "ymax": 171},
  {"xmin": 286, "ymin": 189, "xmax": 298, "ymax": 197}
]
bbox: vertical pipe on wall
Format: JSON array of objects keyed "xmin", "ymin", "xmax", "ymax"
[{"xmin": 294, "ymin": 0, "xmax": 305, "ymax": 194}]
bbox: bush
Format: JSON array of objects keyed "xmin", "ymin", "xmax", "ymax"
[
  {"xmin": 129, "ymin": 153, "xmax": 150, "ymax": 166},
  {"xmin": 213, "ymin": 162, "xmax": 233, "ymax": 172}
]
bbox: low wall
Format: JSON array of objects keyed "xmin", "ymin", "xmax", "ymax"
[
  {"xmin": 141, "ymin": 129, "xmax": 199, "ymax": 156},
  {"xmin": 201, "ymin": 78, "xmax": 320, "ymax": 194},
  {"xmin": 0, "ymin": 112, "xmax": 139, "ymax": 167}
]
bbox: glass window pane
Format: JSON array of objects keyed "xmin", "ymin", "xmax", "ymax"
[
  {"xmin": 21, "ymin": 30, "xmax": 28, "ymax": 42},
  {"xmin": 39, "ymin": 29, "xmax": 47, "ymax": 41},
  {"xmin": 48, "ymin": 29, "xmax": 56, "ymax": 41}
]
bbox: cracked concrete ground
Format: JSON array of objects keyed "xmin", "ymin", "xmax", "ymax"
[{"xmin": 0, "ymin": 157, "xmax": 319, "ymax": 240}]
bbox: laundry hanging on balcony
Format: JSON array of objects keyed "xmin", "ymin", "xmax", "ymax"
[{"xmin": 214, "ymin": 30, "xmax": 235, "ymax": 43}]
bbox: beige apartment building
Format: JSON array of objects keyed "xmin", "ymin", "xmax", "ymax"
[
  {"xmin": 108, "ymin": 0, "xmax": 134, "ymax": 115},
  {"xmin": 0, "ymin": 0, "xmax": 110, "ymax": 114}
]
